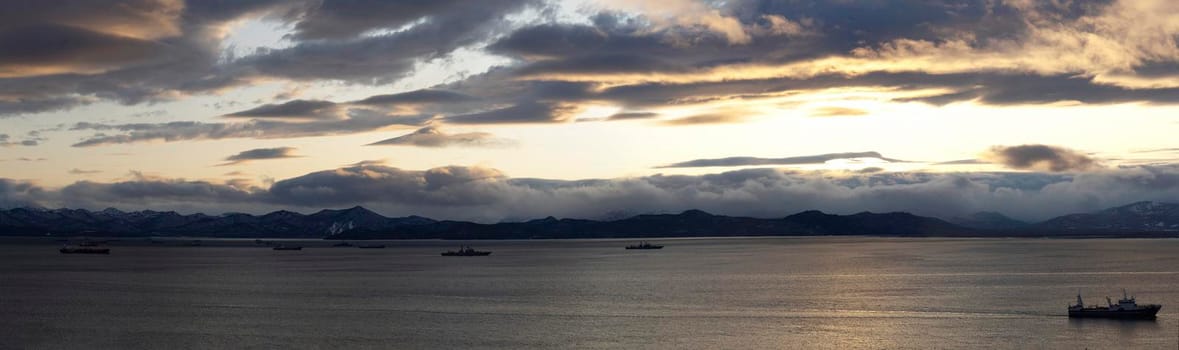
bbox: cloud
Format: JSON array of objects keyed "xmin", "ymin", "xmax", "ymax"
[
  {"xmin": 223, "ymin": 100, "xmax": 339, "ymax": 119},
  {"xmin": 9, "ymin": 163, "xmax": 1179, "ymax": 223},
  {"xmin": 367, "ymin": 126, "xmax": 513, "ymax": 148},
  {"xmin": 56, "ymin": 177, "xmax": 264, "ymax": 212},
  {"xmin": 0, "ymin": 23, "xmax": 171, "ymax": 78},
  {"xmin": 354, "ymin": 89, "xmax": 477, "ymax": 106},
  {"xmin": 0, "ymin": 0, "xmax": 535, "ymax": 116},
  {"xmin": 343, "ymin": 159, "xmax": 389, "ymax": 167},
  {"xmin": 70, "ymin": 114, "xmax": 427, "ymax": 147},
  {"xmin": 0, "ymin": 132, "xmax": 45, "ymax": 147},
  {"xmin": 0, "ymin": 178, "xmax": 45, "ymax": 208},
  {"xmin": 983, "ymin": 145, "xmax": 1101, "ymax": 172},
  {"xmin": 220, "ymin": 147, "xmax": 302, "ymax": 166},
  {"xmin": 236, "ymin": 0, "xmax": 535, "ymax": 84},
  {"xmin": 606, "ymin": 112, "xmax": 660, "ymax": 121},
  {"xmin": 595, "ymin": 0, "xmax": 754, "ymax": 44},
  {"xmin": 935, "ymin": 159, "xmax": 992, "ymax": 165},
  {"xmin": 267, "ymin": 164, "xmax": 507, "ymax": 207},
  {"xmin": 515, "ymin": 54, "xmax": 691, "ymax": 76},
  {"xmin": 284, "ymin": 0, "xmax": 531, "ymax": 41},
  {"xmin": 810, "ymin": 107, "xmax": 869, "ymax": 117},
  {"xmin": 444, "ymin": 102, "xmax": 579, "ymax": 124},
  {"xmin": 68, "ymin": 169, "xmax": 103, "ymax": 175},
  {"xmin": 660, "ymin": 113, "xmax": 748, "ymax": 126},
  {"xmin": 660, "ymin": 152, "xmax": 907, "ymax": 168},
  {"xmin": 2, "ymin": 0, "xmax": 1176, "ymax": 124}
]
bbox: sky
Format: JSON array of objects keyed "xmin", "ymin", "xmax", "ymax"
[{"xmin": 2, "ymin": 0, "xmax": 1179, "ymax": 222}]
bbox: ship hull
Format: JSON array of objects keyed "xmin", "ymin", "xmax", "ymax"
[
  {"xmin": 1068, "ymin": 306, "xmax": 1161, "ymax": 319},
  {"xmin": 441, "ymin": 252, "xmax": 491, "ymax": 256}
]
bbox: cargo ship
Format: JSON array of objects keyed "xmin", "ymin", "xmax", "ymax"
[
  {"xmin": 1068, "ymin": 290, "xmax": 1160, "ymax": 319},
  {"xmin": 625, "ymin": 241, "xmax": 663, "ymax": 250}
]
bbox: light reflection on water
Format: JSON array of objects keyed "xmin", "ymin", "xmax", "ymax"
[{"xmin": 1, "ymin": 237, "xmax": 1178, "ymax": 349}]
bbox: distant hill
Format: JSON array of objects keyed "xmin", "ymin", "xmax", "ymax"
[
  {"xmin": 0, "ymin": 206, "xmax": 433, "ymax": 238},
  {"xmin": 947, "ymin": 212, "xmax": 1029, "ymax": 230},
  {"xmin": 3, "ymin": 201, "xmax": 1179, "ymax": 239},
  {"xmin": 1036, "ymin": 201, "xmax": 1179, "ymax": 232},
  {"xmin": 332, "ymin": 209, "xmax": 971, "ymax": 239}
]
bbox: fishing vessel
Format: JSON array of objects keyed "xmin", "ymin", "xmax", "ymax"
[
  {"xmin": 441, "ymin": 246, "xmax": 491, "ymax": 256},
  {"xmin": 625, "ymin": 241, "xmax": 663, "ymax": 250},
  {"xmin": 1069, "ymin": 290, "xmax": 1161, "ymax": 319},
  {"xmin": 59, "ymin": 246, "xmax": 110, "ymax": 254}
]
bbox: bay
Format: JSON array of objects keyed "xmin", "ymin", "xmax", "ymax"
[{"xmin": 2, "ymin": 237, "xmax": 1178, "ymax": 349}]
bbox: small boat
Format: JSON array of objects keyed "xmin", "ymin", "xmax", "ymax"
[
  {"xmin": 441, "ymin": 246, "xmax": 491, "ymax": 256},
  {"xmin": 332, "ymin": 241, "xmax": 354, "ymax": 247},
  {"xmin": 60, "ymin": 246, "xmax": 110, "ymax": 254},
  {"xmin": 357, "ymin": 244, "xmax": 386, "ymax": 249},
  {"xmin": 1069, "ymin": 290, "xmax": 1161, "ymax": 319},
  {"xmin": 272, "ymin": 245, "xmax": 303, "ymax": 251},
  {"xmin": 625, "ymin": 241, "xmax": 663, "ymax": 250}
]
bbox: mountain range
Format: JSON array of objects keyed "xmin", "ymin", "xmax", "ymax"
[{"xmin": 2, "ymin": 201, "xmax": 1178, "ymax": 239}]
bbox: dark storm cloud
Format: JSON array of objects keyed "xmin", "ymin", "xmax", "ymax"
[
  {"xmin": 223, "ymin": 100, "xmax": 338, "ymax": 119},
  {"xmin": 1, "ymin": 0, "xmax": 1176, "ymax": 137},
  {"xmin": 661, "ymin": 152, "xmax": 907, "ymax": 168},
  {"xmin": 487, "ymin": 2, "xmax": 1017, "ymax": 73},
  {"xmin": 58, "ymin": 177, "xmax": 263, "ymax": 209},
  {"xmin": 478, "ymin": 1, "xmax": 1179, "ymax": 110},
  {"xmin": 0, "ymin": 0, "xmax": 281, "ymax": 115},
  {"xmin": 367, "ymin": 126, "xmax": 512, "ymax": 148},
  {"xmin": 0, "ymin": 24, "xmax": 168, "ymax": 77},
  {"xmin": 220, "ymin": 147, "xmax": 302, "ymax": 166},
  {"xmin": 0, "ymin": 178, "xmax": 45, "ymax": 208},
  {"xmin": 0, "ymin": 0, "xmax": 537, "ymax": 115},
  {"xmin": 285, "ymin": 0, "xmax": 531, "ymax": 40},
  {"xmin": 236, "ymin": 0, "xmax": 537, "ymax": 84},
  {"xmin": 984, "ymin": 145, "xmax": 1100, "ymax": 172}
]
